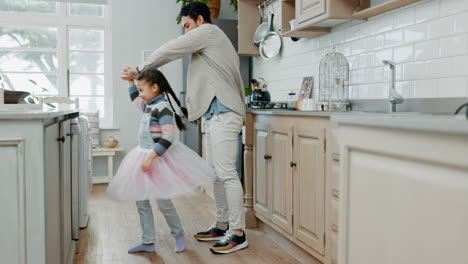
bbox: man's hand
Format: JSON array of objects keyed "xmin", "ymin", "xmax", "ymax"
[
  {"xmin": 142, "ymin": 152, "xmax": 159, "ymax": 172},
  {"xmin": 121, "ymin": 66, "xmax": 139, "ymax": 81}
]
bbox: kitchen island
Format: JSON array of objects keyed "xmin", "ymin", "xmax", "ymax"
[{"xmin": 0, "ymin": 108, "xmax": 80, "ymax": 264}]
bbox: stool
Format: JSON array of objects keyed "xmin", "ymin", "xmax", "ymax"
[{"xmin": 92, "ymin": 147, "xmax": 124, "ymax": 184}]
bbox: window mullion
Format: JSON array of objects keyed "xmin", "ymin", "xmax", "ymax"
[{"xmin": 57, "ymin": 24, "xmax": 68, "ymax": 97}]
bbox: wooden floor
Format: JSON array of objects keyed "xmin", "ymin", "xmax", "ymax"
[{"xmin": 75, "ymin": 184, "xmax": 320, "ymax": 264}]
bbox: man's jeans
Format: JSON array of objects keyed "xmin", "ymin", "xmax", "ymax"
[{"xmin": 205, "ymin": 111, "xmax": 245, "ymax": 230}]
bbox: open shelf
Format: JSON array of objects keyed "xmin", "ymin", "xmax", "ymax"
[{"xmin": 353, "ymin": 0, "xmax": 423, "ymax": 19}]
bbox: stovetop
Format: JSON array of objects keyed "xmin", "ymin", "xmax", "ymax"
[{"xmin": 249, "ymin": 101, "xmax": 289, "ymax": 110}]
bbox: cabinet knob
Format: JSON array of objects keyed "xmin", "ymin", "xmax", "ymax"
[
  {"xmin": 66, "ymin": 133, "xmax": 72, "ymax": 137},
  {"xmin": 57, "ymin": 136, "xmax": 65, "ymax": 143},
  {"xmin": 290, "ymin": 161, "xmax": 297, "ymax": 167},
  {"xmin": 264, "ymin": 154, "xmax": 272, "ymax": 160}
]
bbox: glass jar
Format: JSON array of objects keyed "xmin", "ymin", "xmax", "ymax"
[{"xmin": 287, "ymin": 91, "xmax": 297, "ymax": 109}]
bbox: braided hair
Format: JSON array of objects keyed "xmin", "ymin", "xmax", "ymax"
[{"xmin": 137, "ymin": 69, "xmax": 188, "ymax": 131}]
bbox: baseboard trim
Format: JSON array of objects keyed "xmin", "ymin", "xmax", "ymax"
[{"xmin": 92, "ymin": 176, "xmax": 109, "ymax": 184}]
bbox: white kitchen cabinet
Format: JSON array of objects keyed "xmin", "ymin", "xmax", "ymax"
[
  {"xmin": 45, "ymin": 123, "xmax": 61, "ymax": 264},
  {"xmin": 249, "ymin": 113, "xmax": 331, "ymax": 262},
  {"xmin": 253, "ymin": 121, "xmax": 271, "ymax": 219},
  {"xmin": 335, "ymin": 115, "xmax": 468, "ymax": 264},
  {"xmin": 296, "ymin": 0, "xmax": 326, "ymax": 24},
  {"xmin": 293, "ymin": 125, "xmax": 326, "ymax": 255},
  {"xmin": 269, "ymin": 121, "xmax": 294, "ymax": 235},
  {"xmin": 60, "ymin": 120, "xmax": 73, "ymax": 264},
  {"xmin": 295, "ymin": 0, "xmax": 359, "ymax": 29},
  {"xmin": 0, "ymin": 110, "xmax": 79, "ymax": 264}
]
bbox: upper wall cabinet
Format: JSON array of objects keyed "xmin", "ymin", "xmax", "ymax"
[{"xmin": 295, "ymin": 0, "xmax": 360, "ymax": 29}]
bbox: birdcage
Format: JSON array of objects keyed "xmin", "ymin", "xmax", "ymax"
[{"xmin": 318, "ymin": 49, "xmax": 350, "ymax": 111}]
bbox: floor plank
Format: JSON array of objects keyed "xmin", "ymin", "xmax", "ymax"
[{"xmin": 75, "ymin": 184, "xmax": 320, "ymax": 264}]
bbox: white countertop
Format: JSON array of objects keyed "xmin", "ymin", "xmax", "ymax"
[
  {"xmin": 248, "ymin": 109, "xmax": 468, "ymax": 135},
  {"xmin": 0, "ymin": 108, "xmax": 79, "ymax": 120},
  {"xmin": 331, "ymin": 112, "xmax": 468, "ymax": 135}
]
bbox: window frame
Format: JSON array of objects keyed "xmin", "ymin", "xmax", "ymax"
[{"xmin": 0, "ymin": 2, "xmax": 113, "ymax": 127}]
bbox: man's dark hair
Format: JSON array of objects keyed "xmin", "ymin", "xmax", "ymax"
[{"xmin": 180, "ymin": 2, "xmax": 212, "ymax": 24}]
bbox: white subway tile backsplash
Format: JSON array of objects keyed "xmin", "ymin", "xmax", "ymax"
[
  {"xmin": 394, "ymin": 45, "xmax": 414, "ymax": 63},
  {"xmin": 403, "ymin": 61, "xmax": 426, "ymax": 79},
  {"xmin": 344, "ymin": 26, "xmax": 360, "ymax": 42},
  {"xmin": 374, "ymin": 49, "xmax": 394, "ymax": 65},
  {"xmin": 440, "ymin": 0, "xmax": 468, "ymax": 17},
  {"xmin": 426, "ymin": 57, "xmax": 453, "ymax": 78},
  {"xmin": 330, "ymin": 31, "xmax": 345, "ymax": 45},
  {"xmin": 404, "ymin": 23, "xmax": 427, "ymax": 43},
  {"xmin": 366, "ymin": 34, "xmax": 385, "ymax": 50},
  {"xmin": 454, "ymin": 12, "xmax": 468, "ymax": 33},
  {"xmin": 428, "ymin": 16, "xmax": 455, "ymax": 39},
  {"xmin": 438, "ymin": 77, "xmax": 467, "ymax": 97},
  {"xmin": 358, "ymin": 84, "xmax": 374, "ymax": 98},
  {"xmin": 393, "ymin": 7, "xmax": 415, "ymax": 29},
  {"xmin": 252, "ymin": 0, "xmax": 468, "ymax": 100},
  {"xmin": 385, "ymin": 30, "xmax": 404, "ymax": 47},
  {"xmin": 359, "ymin": 53, "xmax": 375, "ymax": 68},
  {"xmin": 452, "ymin": 55, "xmax": 468, "ymax": 76},
  {"xmin": 396, "ymin": 81, "xmax": 415, "ymax": 98},
  {"xmin": 415, "ymin": 0, "xmax": 439, "ymax": 23},
  {"xmin": 352, "ymin": 39, "xmax": 367, "ymax": 55},
  {"xmin": 440, "ymin": 34, "xmax": 468, "ymax": 57},
  {"xmin": 375, "ymin": 15, "xmax": 394, "ymax": 34},
  {"xmin": 414, "ymin": 39, "xmax": 440, "ymax": 60},
  {"xmin": 373, "ymin": 83, "xmax": 390, "ymax": 99},
  {"xmin": 359, "ymin": 22, "xmax": 376, "ymax": 38},
  {"xmin": 414, "ymin": 79, "xmax": 438, "ymax": 98}
]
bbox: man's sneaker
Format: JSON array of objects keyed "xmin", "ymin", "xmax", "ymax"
[
  {"xmin": 210, "ymin": 231, "xmax": 248, "ymax": 254},
  {"xmin": 194, "ymin": 225, "xmax": 228, "ymax": 241}
]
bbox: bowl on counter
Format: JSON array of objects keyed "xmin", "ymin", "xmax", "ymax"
[{"xmin": 3, "ymin": 90, "xmax": 31, "ymax": 104}]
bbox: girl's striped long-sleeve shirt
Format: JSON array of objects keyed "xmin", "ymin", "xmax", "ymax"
[{"xmin": 129, "ymin": 85, "xmax": 175, "ymax": 156}]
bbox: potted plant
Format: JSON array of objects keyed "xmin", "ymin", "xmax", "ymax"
[{"xmin": 175, "ymin": 0, "xmax": 238, "ymax": 24}]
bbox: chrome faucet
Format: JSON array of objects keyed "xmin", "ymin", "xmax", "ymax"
[{"xmin": 383, "ymin": 60, "xmax": 403, "ymax": 112}]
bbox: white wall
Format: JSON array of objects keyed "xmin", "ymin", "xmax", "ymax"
[
  {"xmin": 253, "ymin": 0, "xmax": 468, "ymax": 102},
  {"xmin": 95, "ymin": 0, "xmax": 184, "ymax": 177}
]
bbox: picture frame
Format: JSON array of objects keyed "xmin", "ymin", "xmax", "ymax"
[{"xmin": 295, "ymin": 76, "xmax": 314, "ymax": 110}]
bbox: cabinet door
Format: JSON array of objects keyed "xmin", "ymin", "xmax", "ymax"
[
  {"xmin": 296, "ymin": 0, "xmax": 326, "ymax": 24},
  {"xmin": 59, "ymin": 120, "xmax": 72, "ymax": 264},
  {"xmin": 293, "ymin": 126, "xmax": 326, "ymax": 255},
  {"xmin": 254, "ymin": 122, "xmax": 271, "ymax": 219},
  {"xmin": 269, "ymin": 122, "xmax": 294, "ymax": 235},
  {"xmin": 45, "ymin": 123, "xmax": 61, "ymax": 264}
]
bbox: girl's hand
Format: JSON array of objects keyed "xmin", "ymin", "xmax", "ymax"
[
  {"xmin": 142, "ymin": 157, "xmax": 153, "ymax": 172},
  {"xmin": 142, "ymin": 152, "xmax": 159, "ymax": 172}
]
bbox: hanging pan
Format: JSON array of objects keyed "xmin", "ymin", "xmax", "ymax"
[
  {"xmin": 259, "ymin": 13, "xmax": 282, "ymax": 60},
  {"xmin": 254, "ymin": 3, "xmax": 269, "ymax": 46}
]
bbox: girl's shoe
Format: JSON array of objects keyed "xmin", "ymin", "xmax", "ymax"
[
  {"xmin": 194, "ymin": 225, "xmax": 229, "ymax": 241},
  {"xmin": 128, "ymin": 243, "xmax": 156, "ymax": 253},
  {"xmin": 209, "ymin": 231, "xmax": 248, "ymax": 254},
  {"xmin": 175, "ymin": 234, "xmax": 186, "ymax": 253}
]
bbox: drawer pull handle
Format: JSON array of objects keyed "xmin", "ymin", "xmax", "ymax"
[
  {"xmin": 264, "ymin": 154, "xmax": 272, "ymax": 160},
  {"xmin": 57, "ymin": 136, "xmax": 65, "ymax": 143},
  {"xmin": 290, "ymin": 161, "xmax": 297, "ymax": 167}
]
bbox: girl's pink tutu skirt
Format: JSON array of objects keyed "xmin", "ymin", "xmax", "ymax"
[{"xmin": 107, "ymin": 142, "xmax": 216, "ymax": 200}]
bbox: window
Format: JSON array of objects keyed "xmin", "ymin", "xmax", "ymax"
[{"xmin": 0, "ymin": 1, "xmax": 111, "ymax": 126}]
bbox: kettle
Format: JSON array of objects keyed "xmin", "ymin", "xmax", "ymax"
[{"xmin": 250, "ymin": 78, "xmax": 271, "ymax": 103}]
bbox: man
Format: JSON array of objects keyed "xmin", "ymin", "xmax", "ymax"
[{"xmin": 121, "ymin": 2, "xmax": 247, "ymax": 254}]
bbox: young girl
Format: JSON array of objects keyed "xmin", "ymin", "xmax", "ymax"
[{"xmin": 107, "ymin": 68, "xmax": 216, "ymax": 254}]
